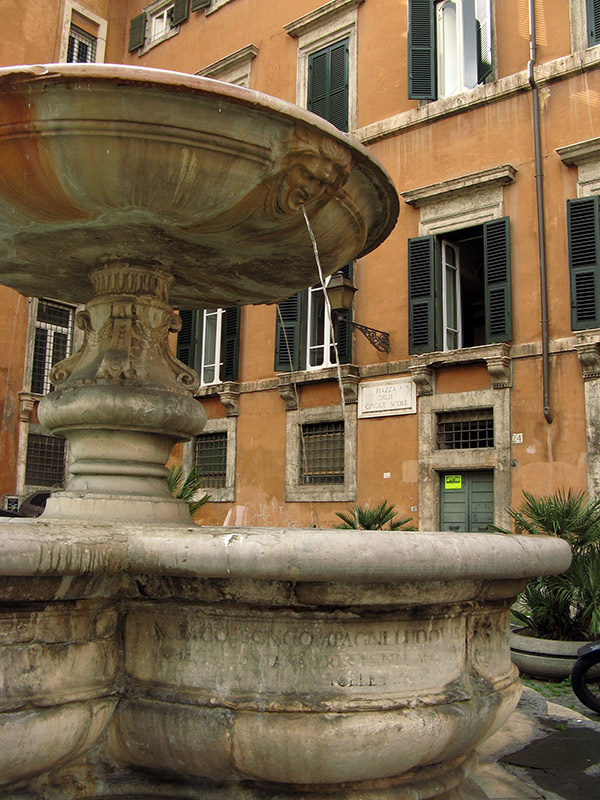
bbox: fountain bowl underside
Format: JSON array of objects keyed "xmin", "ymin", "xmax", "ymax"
[{"xmin": 0, "ymin": 64, "xmax": 398, "ymax": 308}]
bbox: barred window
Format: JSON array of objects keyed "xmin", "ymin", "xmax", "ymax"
[
  {"xmin": 31, "ymin": 300, "xmax": 75, "ymax": 395},
  {"xmin": 194, "ymin": 431, "xmax": 228, "ymax": 488},
  {"xmin": 437, "ymin": 408, "xmax": 494, "ymax": 449},
  {"xmin": 25, "ymin": 433, "xmax": 66, "ymax": 487},
  {"xmin": 67, "ymin": 24, "xmax": 97, "ymax": 63},
  {"xmin": 300, "ymin": 420, "xmax": 344, "ymax": 485}
]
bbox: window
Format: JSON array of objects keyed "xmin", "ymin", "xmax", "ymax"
[
  {"xmin": 31, "ymin": 300, "xmax": 75, "ymax": 395},
  {"xmin": 408, "ymin": 218, "xmax": 511, "ymax": 354},
  {"xmin": 408, "ymin": 0, "xmax": 492, "ymax": 100},
  {"xmin": 25, "ymin": 433, "xmax": 66, "ymax": 488},
  {"xmin": 176, "ymin": 308, "xmax": 241, "ymax": 385},
  {"xmin": 300, "ymin": 420, "xmax": 345, "ymax": 485},
  {"xmin": 436, "ymin": 408, "xmax": 494, "ymax": 449},
  {"xmin": 308, "ymin": 39, "xmax": 349, "ymax": 133},
  {"xmin": 67, "ymin": 24, "xmax": 97, "ymax": 62},
  {"xmin": 587, "ymin": 0, "xmax": 600, "ymax": 47},
  {"xmin": 197, "ymin": 44, "xmax": 258, "ymax": 87},
  {"xmin": 275, "ymin": 267, "xmax": 353, "ymax": 372},
  {"xmin": 59, "ymin": 3, "xmax": 107, "ymax": 63},
  {"xmin": 567, "ymin": 196, "xmax": 600, "ymax": 330},
  {"xmin": 195, "ymin": 431, "xmax": 228, "ymax": 488},
  {"xmin": 129, "ymin": 0, "xmax": 190, "ymax": 52},
  {"xmin": 285, "ymin": 405, "xmax": 356, "ymax": 502}
]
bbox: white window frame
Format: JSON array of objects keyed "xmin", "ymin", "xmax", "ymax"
[
  {"xmin": 139, "ymin": 0, "xmax": 181, "ymax": 54},
  {"xmin": 306, "ymin": 279, "xmax": 338, "ymax": 370},
  {"xmin": 58, "ymin": 1, "xmax": 107, "ymax": 63},
  {"xmin": 285, "ymin": 0, "xmax": 363, "ymax": 132},
  {"xmin": 200, "ymin": 308, "xmax": 225, "ymax": 386},
  {"xmin": 30, "ymin": 299, "xmax": 75, "ymax": 397},
  {"xmin": 441, "ymin": 240, "xmax": 463, "ymax": 351},
  {"xmin": 436, "ymin": 0, "xmax": 480, "ymax": 99}
]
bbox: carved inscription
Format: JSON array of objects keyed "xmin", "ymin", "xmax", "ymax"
[{"xmin": 127, "ymin": 610, "xmax": 464, "ymax": 699}]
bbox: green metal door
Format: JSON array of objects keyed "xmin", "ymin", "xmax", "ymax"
[{"xmin": 440, "ymin": 471, "xmax": 494, "ymax": 532}]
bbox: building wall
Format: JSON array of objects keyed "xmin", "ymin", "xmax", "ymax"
[{"xmin": 0, "ymin": 0, "xmax": 599, "ymax": 530}]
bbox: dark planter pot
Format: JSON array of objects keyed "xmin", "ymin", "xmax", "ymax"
[{"xmin": 510, "ymin": 628, "xmax": 583, "ymax": 680}]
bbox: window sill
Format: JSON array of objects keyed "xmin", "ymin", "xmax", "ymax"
[
  {"xmin": 195, "ymin": 381, "xmax": 239, "ymax": 416},
  {"xmin": 138, "ymin": 25, "xmax": 180, "ymax": 55},
  {"xmin": 198, "ymin": 487, "xmax": 234, "ymax": 503},
  {"xmin": 286, "ymin": 484, "xmax": 356, "ymax": 503},
  {"xmin": 278, "ymin": 364, "xmax": 359, "ymax": 410},
  {"xmin": 409, "ymin": 343, "xmax": 511, "ymax": 395}
]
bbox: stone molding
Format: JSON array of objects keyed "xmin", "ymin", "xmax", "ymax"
[
  {"xmin": 356, "ymin": 48, "xmax": 600, "ymax": 144},
  {"xmin": 196, "ymin": 381, "xmax": 240, "ymax": 416},
  {"xmin": 557, "ymin": 136, "xmax": 600, "ymax": 166},
  {"xmin": 197, "ymin": 44, "xmax": 258, "ymax": 86},
  {"xmin": 409, "ymin": 343, "xmax": 512, "ymax": 393},
  {"xmin": 575, "ymin": 338, "xmax": 600, "ymax": 380},
  {"xmin": 284, "ymin": 0, "xmax": 364, "ymax": 39},
  {"xmin": 401, "ymin": 165, "xmax": 516, "ymax": 209},
  {"xmin": 18, "ymin": 391, "xmax": 37, "ymax": 422},
  {"xmin": 278, "ymin": 364, "xmax": 360, "ymax": 410}
]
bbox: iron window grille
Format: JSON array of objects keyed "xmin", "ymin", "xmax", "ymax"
[
  {"xmin": 436, "ymin": 408, "xmax": 494, "ymax": 450},
  {"xmin": 194, "ymin": 431, "xmax": 228, "ymax": 488},
  {"xmin": 31, "ymin": 300, "xmax": 75, "ymax": 396},
  {"xmin": 25, "ymin": 433, "xmax": 67, "ymax": 487},
  {"xmin": 300, "ymin": 420, "xmax": 345, "ymax": 485},
  {"xmin": 67, "ymin": 24, "xmax": 97, "ymax": 63}
]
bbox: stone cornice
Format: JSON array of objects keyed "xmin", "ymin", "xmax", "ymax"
[
  {"xmin": 284, "ymin": 0, "xmax": 364, "ymax": 38},
  {"xmin": 556, "ymin": 136, "xmax": 600, "ymax": 166},
  {"xmin": 355, "ymin": 48, "xmax": 600, "ymax": 145},
  {"xmin": 401, "ymin": 165, "xmax": 516, "ymax": 208},
  {"xmin": 197, "ymin": 44, "xmax": 258, "ymax": 79}
]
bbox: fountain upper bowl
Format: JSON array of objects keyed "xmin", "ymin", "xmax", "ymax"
[{"xmin": 0, "ymin": 64, "xmax": 398, "ymax": 308}]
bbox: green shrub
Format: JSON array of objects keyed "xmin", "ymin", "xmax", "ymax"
[
  {"xmin": 502, "ymin": 489, "xmax": 600, "ymax": 641},
  {"xmin": 167, "ymin": 465, "xmax": 210, "ymax": 517},
  {"xmin": 334, "ymin": 500, "xmax": 415, "ymax": 531}
]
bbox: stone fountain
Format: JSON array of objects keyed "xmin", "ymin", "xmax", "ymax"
[{"xmin": 0, "ymin": 64, "xmax": 570, "ymax": 799}]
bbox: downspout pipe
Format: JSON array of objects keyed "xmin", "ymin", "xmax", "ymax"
[{"xmin": 529, "ymin": 0, "xmax": 553, "ymax": 424}]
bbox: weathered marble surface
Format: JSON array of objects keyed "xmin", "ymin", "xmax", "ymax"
[{"xmin": 0, "ymin": 523, "xmax": 571, "ymax": 799}]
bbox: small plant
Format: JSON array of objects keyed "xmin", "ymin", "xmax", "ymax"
[
  {"xmin": 500, "ymin": 489, "xmax": 600, "ymax": 641},
  {"xmin": 334, "ymin": 500, "xmax": 415, "ymax": 531},
  {"xmin": 167, "ymin": 465, "xmax": 210, "ymax": 517}
]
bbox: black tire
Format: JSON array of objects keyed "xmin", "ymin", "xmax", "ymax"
[{"xmin": 571, "ymin": 652, "xmax": 600, "ymax": 714}]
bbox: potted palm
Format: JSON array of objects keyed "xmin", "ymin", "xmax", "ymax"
[
  {"xmin": 502, "ymin": 489, "xmax": 600, "ymax": 678},
  {"xmin": 334, "ymin": 499, "xmax": 415, "ymax": 530}
]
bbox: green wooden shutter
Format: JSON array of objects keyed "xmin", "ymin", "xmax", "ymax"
[
  {"xmin": 177, "ymin": 310, "xmax": 198, "ymax": 368},
  {"xmin": 408, "ymin": 0, "xmax": 436, "ymax": 100},
  {"xmin": 171, "ymin": 0, "xmax": 190, "ymax": 26},
  {"xmin": 336, "ymin": 263, "xmax": 353, "ymax": 364},
  {"xmin": 128, "ymin": 13, "xmax": 147, "ymax": 52},
  {"xmin": 408, "ymin": 236, "xmax": 435, "ymax": 353},
  {"xmin": 483, "ymin": 218, "xmax": 512, "ymax": 343},
  {"xmin": 586, "ymin": 0, "xmax": 600, "ymax": 47},
  {"xmin": 475, "ymin": 0, "xmax": 493, "ymax": 83},
  {"xmin": 191, "ymin": 0, "xmax": 210, "ymax": 11},
  {"xmin": 275, "ymin": 293, "xmax": 303, "ymax": 371},
  {"xmin": 308, "ymin": 40, "xmax": 349, "ymax": 132},
  {"xmin": 568, "ymin": 196, "xmax": 600, "ymax": 330},
  {"xmin": 221, "ymin": 307, "xmax": 241, "ymax": 381}
]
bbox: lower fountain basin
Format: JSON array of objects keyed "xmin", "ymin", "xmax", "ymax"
[{"xmin": 0, "ymin": 523, "xmax": 570, "ymax": 799}]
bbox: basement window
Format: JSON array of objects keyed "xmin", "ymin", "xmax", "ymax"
[
  {"xmin": 300, "ymin": 420, "xmax": 345, "ymax": 485},
  {"xmin": 436, "ymin": 408, "xmax": 494, "ymax": 449},
  {"xmin": 25, "ymin": 433, "xmax": 67, "ymax": 487}
]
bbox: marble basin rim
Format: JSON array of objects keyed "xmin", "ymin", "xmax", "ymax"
[
  {"xmin": 0, "ymin": 522, "xmax": 571, "ymax": 797},
  {"xmin": 0, "ymin": 63, "xmax": 399, "ymax": 309}
]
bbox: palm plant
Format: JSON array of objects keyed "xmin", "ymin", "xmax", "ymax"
[
  {"xmin": 167, "ymin": 465, "xmax": 210, "ymax": 517},
  {"xmin": 503, "ymin": 489, "xmax": 600, "ymax": 641},
  {"xmin": 334, "ymin": 500, "xmax": 415, "ymax": 531}
]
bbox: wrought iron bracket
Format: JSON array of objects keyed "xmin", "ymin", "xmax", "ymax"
[{"xmin": 348, "ymin": 321, "xmax": 390, "ymax": 353}]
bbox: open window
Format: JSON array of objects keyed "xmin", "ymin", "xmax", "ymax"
[
  {"xmin": 176, "ymin": 308, "xmax": 241, "ymax": 385},
  {"xmin": 408, "ymin": 0, "xmax": 493, "ymax": 100},
  {"xmin": 408, "ymin": 219, "xmax": 511, "ymax": 354}
]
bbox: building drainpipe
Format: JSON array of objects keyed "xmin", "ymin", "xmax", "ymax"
[{"xmin": 529, "ymin": 0, "xmax": 553, "ymax": 424}]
